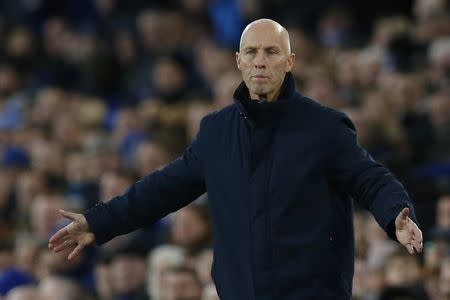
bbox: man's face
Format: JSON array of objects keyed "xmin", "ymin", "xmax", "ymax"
[
  {"xmin": 437, "ymin": 196, "xmax": 450, "ymax": 228},
  {"xmin": 162, "ymin": 271, "xmax": 201, "ymax": 300},
  {"xmin": 236, "ymin": 21, "xmax": 295, "ymax": 101}
]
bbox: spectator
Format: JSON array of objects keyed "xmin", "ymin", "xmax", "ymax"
[
  {"xmin": 109, "ymin": 247, "xmax": 148, "ymax": 300},
  {"xmin": 38, "ymin": 276, "xmax": 85, "ymax": 300},
  {"xmin": 439, "ymin": 256, "xmax": 450, "ymax": 300},
  {"xmin": 147, "ymin": 245, "xmax": 185, "ymax": 300},
  {"xmin": 169, "ymin": 204, "xmax": 212, "ymax": 257},
  {"xmin": 160, "ymin": 266, "xmax": 202, "ymax": 300},
  {"xmin": 5, "ymin": 285, "xmax": 37, "ymax": 300}
]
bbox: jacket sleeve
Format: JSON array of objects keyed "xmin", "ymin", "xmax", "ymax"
[
  {"xmin": 326, "ymin": 112, "xmax": 418, "ymax": 241},
  {"xmin": 84, "ymin": 118, "xmax": 208, "ymax": 245}
]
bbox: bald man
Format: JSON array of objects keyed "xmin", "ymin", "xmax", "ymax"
[{"xmin": 49, "ymin": 19, "xmax": 422, "ymax": 299}]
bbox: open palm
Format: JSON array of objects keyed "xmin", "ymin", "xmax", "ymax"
[
  {"xmin": 395, "ymin": 207, "xmax": 423, "ymax": 254},
  {"xmin": 48, "ymin": 210, "xmax": 95, "ymax": 260}
]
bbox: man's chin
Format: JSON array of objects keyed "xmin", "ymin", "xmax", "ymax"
[{"xmin": 250, "ymin": 86, "xmax": 269, "ymax": 96}]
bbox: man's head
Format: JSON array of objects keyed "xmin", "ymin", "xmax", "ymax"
[
  {"xmin": 38, "ymin": 276, "xmax": 84, "ymax": 300},
  {"xmin": 110, "ymin": 251, "xmax": 148, "ymax": 295},
  {"xmin": 5, "ymin": 286, "xmax": 37, "ymax": 300},
  {"xmin": 160, "ymin": 266, "xmax": 202, "ymax": 300},
  {"xmin": 436, "ymin": 195, "xmax": 450, "ymax": 228},
  {"xmin": 384, "ymin": 252, "xmax": 422, "ymax": 287},
  {"xmin": 236, "ymin": 19, "xmax": 295, "ymax": 101}
]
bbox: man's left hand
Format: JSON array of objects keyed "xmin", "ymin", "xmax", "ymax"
[{"xmin": 395, "ymin": 207, "xmax": 423, "ymax": 254}]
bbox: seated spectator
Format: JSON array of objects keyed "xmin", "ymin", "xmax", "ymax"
[
  {"xmin": 109, "ymin": 246, "xmax": 148, "ymax": 300},
  {"xmin": 134, "ymin": 141, "xmax": 171, "ymax": 177},
  {"xmin": 384, "ymin": 251, "xmax": 423, "ymax": 288},
  {"xmin": 29, "ymin": 194, "xmax": 64, "ymax": 242},
  {"xmin": 38, "ymin": 276, "xmax": 85, "ymax": 300},
  {"xmin": 5, "ymin": 285, "xmax": 37, "ymax": 300},
  {"xmin": 169, "ymin": 204, "xmax": 212, "ymax": 258},
  {"xmin": 160, "ymin": 266, "xmax": 202, "ymax": 300},
  {"xmin": 193, "ymin": 248, "xmax": 213, "ymax": 286},
  {"xmin": 439, "ymin": 256, "xmax": 450, "ymax": 300},
  {"xmin": 382, "ymin": 250, "xmax": 430, "ymax": 299},
  {"xmin": 201, "ymin": 283, "xmax": 219, "ymax": 300},
  {"xmin": 147, "ymin": 245, "xmax": 186, "ymax": 300}
]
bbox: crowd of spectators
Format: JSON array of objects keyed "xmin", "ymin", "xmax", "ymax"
[{"xmin": 0, "ymin": 0, "xmax": 449, "ymax": 299}]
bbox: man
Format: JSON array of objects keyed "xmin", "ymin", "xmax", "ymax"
[
  {"xmin": 49, "ymin": 19, "xmax": 423, "ymax": 299},
  {"xmin": 38, "ymin": 276, "xmax": 84, "ymax": 300},
  {"xmin": 160, "ymin": 266, "xmax": 203, "ymax": 300}
]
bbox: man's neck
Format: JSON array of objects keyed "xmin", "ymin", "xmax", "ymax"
[{"xmin": 250, "ymin": 90, "xmax": 280, "ymax": 102}]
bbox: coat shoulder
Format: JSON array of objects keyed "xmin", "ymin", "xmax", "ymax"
[
  {"xmin": 294, "ymin": 94, "xmax": 352, "ymax": 128},
  {"xmin": 295, "ymin": 94, "xmax": 341, "ymax": 118},
  {"xmin": 200, "ymin": 105, "xmax": 237, "ymax": 128}
]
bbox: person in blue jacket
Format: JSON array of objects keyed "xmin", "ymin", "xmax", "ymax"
[{"xmin": 49, "ymin": 19, "xmax": 423, "ymax": 300}]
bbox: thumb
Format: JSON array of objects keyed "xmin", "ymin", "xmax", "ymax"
[
  {"xmin": 400, "ymin": 207, "xmax": 409, "ymax": 220},
  {"xmin": 396, "ymin": 207, "xmax": 409, "ymax": 228},
  {"xmin": 59, "ymin": 209, "xmax": 79, "ymax": 222}
]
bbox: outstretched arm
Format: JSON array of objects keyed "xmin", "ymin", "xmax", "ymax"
[
  {"xmin": 327, "ymin": 113, "xmax": 422, "ymax": 253},
  {"xmin": 49, "ymin": 117, "xmax": 209, "ymax": 259},
  {"xmin": 84, "ymin": 138, "xmax": 206, "ymax": 244}
]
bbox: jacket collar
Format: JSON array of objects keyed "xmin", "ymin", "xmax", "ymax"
[{"xmin": 234, "ymin": 72, "xmax": 296, "ymax": 126}]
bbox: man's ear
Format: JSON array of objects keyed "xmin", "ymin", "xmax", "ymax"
[
  {"xmin": 285, "ymin": 53, "xmax": 295, "ymax": 72},
  {"xmin": 236, "ymin": 52, "xmax": 241, "ymax": 70}
]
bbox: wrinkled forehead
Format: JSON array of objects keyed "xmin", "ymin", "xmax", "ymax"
[{"xmin": 239, "ymin": 23, "xmax": 290, "ymax": 53}]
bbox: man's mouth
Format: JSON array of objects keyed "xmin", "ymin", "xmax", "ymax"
[{"xmin": 252, "ymin": 75, "xmax": 269, "ymax": 79}]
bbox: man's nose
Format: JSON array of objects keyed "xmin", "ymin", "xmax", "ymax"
[{"xmin": 253, "ymin": 52, "xmax": 266, "ymax": 68}]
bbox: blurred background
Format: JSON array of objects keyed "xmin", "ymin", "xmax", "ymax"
[{"xmin": 0, "ymin": 0, "xmax": 449, "ymax": 299}]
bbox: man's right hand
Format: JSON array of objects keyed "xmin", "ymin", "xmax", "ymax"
[{"xmin": 48, "ymin": 210, "xmax": 95, "ymax": 260}]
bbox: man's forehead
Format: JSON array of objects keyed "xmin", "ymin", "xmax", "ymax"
[
  {"xmin": 241, "ymin": 37, "xmax": 282, "ymax": 46},
  {"xmin": 240, "ymin": 20, "xmax": 290, "ymax": 52},
  {"xmin": 241, "ymin": 32, "xmax": 287, "ymax": 51}
]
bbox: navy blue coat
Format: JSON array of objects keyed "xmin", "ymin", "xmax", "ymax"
[{"xmin": 85, "ymin": 73, "xmax": 417, "ymax": 300}]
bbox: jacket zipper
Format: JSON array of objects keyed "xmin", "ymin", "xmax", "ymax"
[{"xmin": 239, "ymin": 107, "xmax": 257, "ymax": 300}]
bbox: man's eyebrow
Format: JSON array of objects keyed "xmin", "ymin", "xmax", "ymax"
[
  {"xmin": 242, "ymin": 45, "xmax": 281, "ymax": 51},
  {"xmin": 265, "ymin": 46, "xmax": 281, "ymax": 51},
  {"xmin": 242, "ymin": 46, "xmax": 257, "ymax": 51}
]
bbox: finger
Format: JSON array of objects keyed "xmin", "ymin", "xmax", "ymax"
[
  {"xmin": 406, "ymin": 230, "xmax": 421, "ymax": 253},
  {"xmin": 407, "ymin": 221, "xmax": 422, "ymax": 246},
  {"xmin": 406, "ymin": 243, "xmax": 414, "ymax": 255},
  {"xmin": 413, "ymin": 243, "xmax": 422, "ymax": 253},
  {"xmin": 412, "ymin": 224, "xmax": 423, "ymax": 252},
  {"xmin": 396, "ymin": 208, "xmax": 410, "ymax": 229},
  {"xmin": 412, "ymin": 223, "xmax": 423, "ymax": 242},
  {"xmin": 400, "ymin": 207, "xmax": 409, "ymax": 221},
  {"xmin": 410, "ymin": 238, "xmax": 419, "ymax": 253},
  {"xmin": 68, "ymin": 243, "xmax": 84, "ymax": 261},
  {"xmin": 59, "ymin": 209, "xmax": 79, "ymax": 221},
  {"xmin": 411, "ymin": 237, "xmax": 422, "ymax": 253},
  {"xmin": 53, "ymin": 240, "xmax": 76, "ymax": 253},
  {"xmin": 48, "ymin": 227, "xmax": 69, "ymax": 244},
  {"xmin": 415, "ymin": 237, "xmax": 423, "ymax": 250},
  {"xmin": 48, "ymin": 237, "xmax": 66, "ymax": 251}
]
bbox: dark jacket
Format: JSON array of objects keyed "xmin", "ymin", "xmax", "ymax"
[{"xmin": 85, "ymin": 73, "xmax": 417, "ymax": 300}]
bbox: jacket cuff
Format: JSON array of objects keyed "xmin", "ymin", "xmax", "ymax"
[
  {"xmin": 84, "ymin": 200, "xmax": 117, "ymax": 245},
  {"xmin": 386, "ymin": 218, "xmax": 398, "ymax": 242}
]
